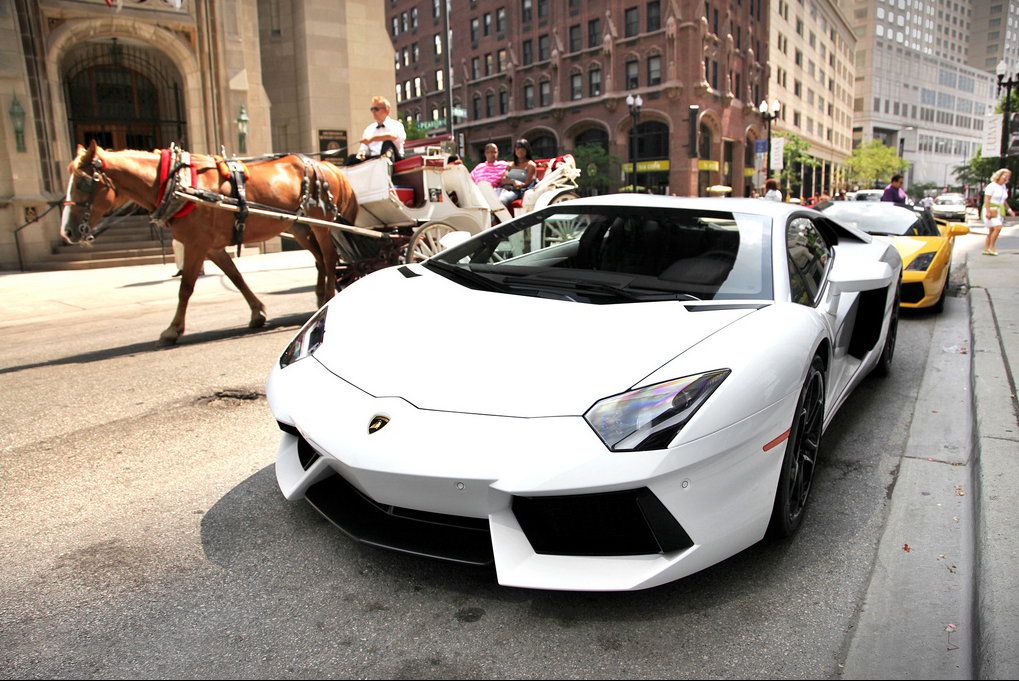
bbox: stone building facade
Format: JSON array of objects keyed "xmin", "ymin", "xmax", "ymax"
[
  {"xmin": 390, "ymin": 0, "xmax": 772, "ymax": 197},
  {"xmin": 0, "ymin": 0, "xmax": 393, "ymax": 271}
]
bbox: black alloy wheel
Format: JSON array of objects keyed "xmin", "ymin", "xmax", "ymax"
[{"xmin": 768, "ymin": 354, "xmax": 825, "ymax": 538}]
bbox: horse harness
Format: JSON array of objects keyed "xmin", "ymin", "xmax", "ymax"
[
  {"xmin": 152, "ymin": 147, "xmax": 351, "ymax": 253},
  {"xmin": 64, "ymin": 156, "xmax": 115, "ymax": 241}
]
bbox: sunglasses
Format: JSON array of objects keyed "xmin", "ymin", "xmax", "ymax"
[{"xmin": 371, "ymin": 106, "xmax": 385, "ymax": 111}]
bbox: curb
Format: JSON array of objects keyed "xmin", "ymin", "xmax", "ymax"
[{"xmin": 969, "ymin": 286, "xmax": 1019, "ymax": 679}]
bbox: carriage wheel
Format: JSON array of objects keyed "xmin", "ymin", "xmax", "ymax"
[
  {"xmin": 406, "ymin": 222, "xmax": 457, "ymax": 263},
  {"xmin": 542, "ymin": 191, "xmax": 583, "ymax": 245},
  {"xmin": 548, "ymin": 190, "xmax": 579, "ymax": 205}
]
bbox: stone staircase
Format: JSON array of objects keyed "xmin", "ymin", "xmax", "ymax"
[
  {"xmin": 32, "ymin": 215, "xmax": 175, "ymax": 271},
  {"xmin": 32, "ymin": 216, "xmax": 262, "ymax": 271}
]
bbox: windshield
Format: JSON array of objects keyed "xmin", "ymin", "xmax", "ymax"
[
  {"xmin": 427, "ymin": 205, "xmax": 773, "ymax": 303},
  {"xmin": 820, "ymin": 202, "xmax": 925, "ymax": 236},
  {"xmin": 935, "ymin": 196, "xmax": 964, "ymax": 205}
]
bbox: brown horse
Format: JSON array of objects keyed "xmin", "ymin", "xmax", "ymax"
[{"xmin": 60, "ymin": 141, "xmax": 357, "ymax": 346}]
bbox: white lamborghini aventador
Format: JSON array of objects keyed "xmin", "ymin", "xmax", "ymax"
[{"xmin": 267, "ymin": 195, "xmax": 902, "ymax": 591}]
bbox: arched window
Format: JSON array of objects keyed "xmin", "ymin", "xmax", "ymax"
[
  {"xmin": 530, "ymin": 134, "xmax": 557, "ymax": 159},
  {"xmin": 574, "ymin": 128, "xmax": 609, "ymax": 151},
  {"xmin": 631, "ymin": 120, "xmax": 669, "ymax": 161},
  {"xmin": 699, "ymin": 122, "xmax": 713, "ymax": 159}
]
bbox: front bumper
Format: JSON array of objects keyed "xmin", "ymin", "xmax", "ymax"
[{"xmin": 267, "ymin": 358, "xmax": 796, "ymax": 591}]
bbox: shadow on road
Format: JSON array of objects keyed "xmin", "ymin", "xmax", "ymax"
[{"xmin": 0, "ymin": 311, "xmax": 312, "ymax": 375}]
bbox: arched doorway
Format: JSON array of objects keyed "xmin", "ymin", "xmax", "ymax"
[{"xmin": 63, "ymin": 39, "xmax": 187, "ymax": 151}]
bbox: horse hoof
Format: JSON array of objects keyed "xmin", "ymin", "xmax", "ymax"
[
  {"xmin": 158, "ymin": 330, "xmax": 180, "ymax": 346},
  {"xmin": 249, "ymin": 314, "xmax": 267, "ymax": 329}
]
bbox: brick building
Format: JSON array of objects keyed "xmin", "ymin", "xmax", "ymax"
[{"xmin": 389, "ymin": 0, "xmax": 772, "ymax": 197}]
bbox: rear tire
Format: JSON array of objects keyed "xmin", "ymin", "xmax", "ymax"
[
  {"xmin": 768, "ymin": 355, "xmax": 825, "ymax": 538},
  {"xmin": 875, "ymin": 284, "xmax": 900, "ymax": 377}
]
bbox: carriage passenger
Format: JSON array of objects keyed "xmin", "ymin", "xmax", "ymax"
[
  {"xmin": 495, "ymin": 139, "xmax": 538, "ymax": 208},
  {"xmin": 470, "ymin": 143, "xmax": 508, "ymax": 186}
]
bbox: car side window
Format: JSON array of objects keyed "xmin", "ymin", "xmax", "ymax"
[{"xmin": 786, "ymin": 217, "xmax": 831, "ymax": 305}]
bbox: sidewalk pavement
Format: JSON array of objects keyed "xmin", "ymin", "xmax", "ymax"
[
  {"xmin": 0, "ymin": 250, "xmax": 320, "ymax": 330},
  {"xmin": 965, "ymin": 222, "xmax": 1019, "ymax": 678}
]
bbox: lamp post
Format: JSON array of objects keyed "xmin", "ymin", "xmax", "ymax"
[
  {"xmin": 759, "ymin": 99, "xmax": 781, "ymax": 182},
  {"xmin": 995, "ymin": 59, "xmax": 1019, "ymax": 165},
  {"xmin": 626, "ymin": 93, "xmax": 642, "ymax": 193},
  {"xmin": 236, "ymin": 105, "xmax": 249, "ymax": 155},
  {"xmin": 9, "ymin": 93, "xmax": 26, "ymax": 153}
]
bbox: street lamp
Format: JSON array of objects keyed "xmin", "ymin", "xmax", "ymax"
[
  {"xmin": 995, "ymin": 59, "xmax": 1019, "ymax": 165},
  {"xmin": 759, "ymin": 99, "xmax": 781, "ymax": 179},
  {"xmin": 236, "ymin": 105, "xmax": 249, "ymax": 155},
  {"xmin": 626, "ymin": 93, "xmax": 642, "ymax": 193},
  {"xmin": 9, "ymin": 93, "xmax": 26, "ymax": 153}
]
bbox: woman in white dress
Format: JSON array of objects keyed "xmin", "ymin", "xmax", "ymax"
[{"xmin": 983, "ymin": 168, "xmax": 1013, "ymax": 255}]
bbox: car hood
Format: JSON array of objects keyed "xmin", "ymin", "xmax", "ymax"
[
  {"xmin": 311, "ymin": 265, "xmax": 758, "ymax": 417},
  {"xmin": 873, "ymin": 234, "xmax": 944, "ymax": 263}
]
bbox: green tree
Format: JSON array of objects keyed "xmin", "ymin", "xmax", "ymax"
[
  {"xmin": 906, "ymin": 181, "xmax": 940, "ymax": 203},
  {"xmin": 772, "ymin": 131, "xmax": 819, "ymax": 197},
  {"xmin": 400, "ymin": 118, "xmax": 427, "ymax": 143},
  {"xmin": 845, "ymin": 140, "xmax": 907, "ymax": 188},
  {"xmin": 571, "ymin": 143, "xmax": 620, "ymax": 195},
  {"xmin": 952, "ymin": 151, "xmax": 998, "ymax": 190}
]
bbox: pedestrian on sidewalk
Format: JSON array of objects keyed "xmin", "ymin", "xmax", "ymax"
[{"xmin": 982, "ymin": 168, "xmax": 1013, "ymax": 255}]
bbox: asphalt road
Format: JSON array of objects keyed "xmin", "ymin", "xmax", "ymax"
[{"xmin": 0, "ymin": 255, "xmax": 961, "ymax": 679}]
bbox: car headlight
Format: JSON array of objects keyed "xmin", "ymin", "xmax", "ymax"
[
  {"xmin": 280, "ymin": 305, "xmax": 328, "ymax": 368},
  {"xmin": 584, "ymin": 369, "xmax": 730, "ymax": 451},
  {"xmin": 906, "ymin": 252, "xmax": 936, "ymax": 272}
]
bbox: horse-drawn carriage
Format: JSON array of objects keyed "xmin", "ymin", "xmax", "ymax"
[
  {"xmin": 331, "ymin": 135, "xmax": 581, "ymax": 286},
  {"xmin": 59, "ymin": 139, "xmax": 579, "ymax": 345}
]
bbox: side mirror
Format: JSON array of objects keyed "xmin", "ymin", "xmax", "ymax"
[{"xmin": 947, "ymin": 223, "xmax": 969, "ymax": 237}]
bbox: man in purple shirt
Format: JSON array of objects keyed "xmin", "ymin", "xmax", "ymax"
[
  {"xmin": 881, "ymin": 174, "xmax": 907, "ymax": 205},
  {"xmin": 470, "ymin": 143, "xmax": 507, "ymax": 187}
]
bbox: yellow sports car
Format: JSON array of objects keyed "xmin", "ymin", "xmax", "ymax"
[{"xmin": 818, "ymin": 201, "xmax": 967, "ymax": 311}]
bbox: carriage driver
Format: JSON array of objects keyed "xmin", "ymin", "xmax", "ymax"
[{"xmin": 347, "ymin": 96, "xmax": 406, "ymax": 165}]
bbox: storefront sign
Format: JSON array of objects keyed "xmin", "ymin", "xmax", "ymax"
[
  {"xmin": 621, "ymin": 159, "xmax": 671, "ymax": 173},
  {"xmin": 318, "ymin": 129, "xmax": 347, "ymax": 155},
  {"xmin": 697, "ymin": 159, "xmax": 719, "ymax": 171}
]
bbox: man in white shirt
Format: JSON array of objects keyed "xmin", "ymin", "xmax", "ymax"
[{"xmin": 349, "ymin": 96, "xmax": 406, "ymax": 164}]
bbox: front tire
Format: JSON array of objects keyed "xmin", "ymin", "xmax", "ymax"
[
  {"xmin": 768, "ymin": 355, "xmax": 825, "ymax": 538},
  {"xmin": 875, "ymin": 284, "xmax": 900, "ymax": 376}
]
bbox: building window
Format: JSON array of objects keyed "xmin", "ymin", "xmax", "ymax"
[
  {"xmin": 485, "ymin": 53, "xmax": 493, "ymax": 76},
  {"xmin": 522, "ymin": 0, "xmax": 532, "ymax": 23},
  {"xmin": 471, "ymin": 18, "xmax": 480, "ymax": 43},
  {"xmin": 472, "ymin": 57, "xmax": 480, "ymax": 79},
  {"xmin": 626, "ymin": 60, "xmax": 639, "ymax": 89},
  {"xmin": 589, "ymin": 68, "xmax": 602, "ymax": 96},
  {"xmin": 571, "ymin": 73, "xmax": 583, "ymax": 100},
  {"xmin": 484, "ymin": 13, "xmax": 492, "ymax": 36},
  {"xmin": 540, "ymin": 80, "xmax": 551, "ymax": 107},
  {"xmin": 410, "ymin": 7, "xmax": 417, "ymax": 28},
  {"xmin": 648, "ymin": 55, "xmax": 661, "ymax": 86},
  {"xmin": 570, "ymin": 25, "xmax": 582, "ymax": 53},
  {"xmin": 589, "ymin": 18, "xmax": 601, "ymax": 48},
  {"xmin": 625, "ymin": 7, "xmax": 639, "ymax": 37},
  {"xmin": 396, "ymin": 83, "xmax": 402, "ymax": 102},
  {"xmin": 414, "ymin": 77, "xmax": 422, "ymax": 97},
  {"xmin": 523, "ymin": 40, "xmax": 533, "ymax": 65},
  {"xmin": 496, "ymin": 7, "xmax": 506, "ymax": 34},
  {"xmin": 486, "ymin": 93, "xmax": 495, "ymax": 117},
  {"xmin": 473, "ymin": 95, "xmax": 482, "ymax": 119},
  {"xmin": 434, "ymin": 34, "xmax": 442, "ymax": 56},
  {"xmin": 433, "ymin": 0, "xmax": 441, "ymax": 19},
  {"xmin": 392, "ymin": 17, "xmax": 399, "ymax": 36},
  {"xmin": 539, "ymin": 34, "xmax": 550, "ymax": 61},
  {"xmin": 498, "ymin": 49, "xmax": 507, "ymax": 72},
  {"xmin": 412, "ymin": 43, "xmax": 419, "ymax": 63},
  {"xmin": 524, "ymin": 83, "xmax": 535, "ymax": 109},
  {"xmin": 436, "ymin": 69, "xmax": 444, "ymax": 90},
  {"xmin": 537, "ymin": 0, "xmax": 548, "ymax": 19},
  {"xmin": 647, "ymin": 1, "xmax": 661, "ymax": 31},
  {"xmin": 500, "ymin": 90, "xmax": 508, "ymax": 114}
]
